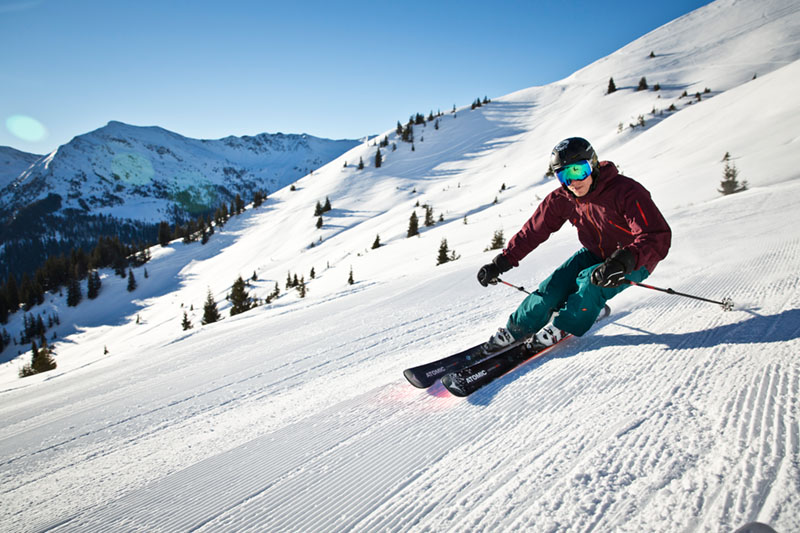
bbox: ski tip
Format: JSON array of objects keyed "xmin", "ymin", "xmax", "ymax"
[
  {"xmin": 440, "ymin": 374, "xmax": 469, "ymax": 397},
  {"xmin": 403, "ymin": 369, "xmax": 428, "ymax": 389}
]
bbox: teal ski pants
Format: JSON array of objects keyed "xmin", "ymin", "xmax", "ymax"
[{"xmin": 506, "ymin": 248, "xmax": 649, "ymax": 338}]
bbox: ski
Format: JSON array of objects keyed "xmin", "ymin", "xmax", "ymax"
[
  {"xmin": 441, "ymin": 305, "xmax": 611, "ymax": 397},
  {"xmin": 403, "ymin": 339, "xmax": 524, "ymax": 389}
]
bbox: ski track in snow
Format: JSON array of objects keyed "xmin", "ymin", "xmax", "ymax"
[{"xmin": 1, "ymin": 183, "xmax": 795, "ymax": 532}]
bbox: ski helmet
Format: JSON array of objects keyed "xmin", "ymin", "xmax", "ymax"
[{"xmin": 549, "ymin": 137, "xmax": 598, "ymax": 175}]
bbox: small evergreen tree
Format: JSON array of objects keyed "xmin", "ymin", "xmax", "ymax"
[
  {"xmin": 424, "ymin": 205, "xmax": 435, "ymax": 227},
  {"xmin": 87, "ymin": 270, "xmax": 102, "ymax": 299},
  {"xmin": 437, "ymin": 239, "xmax": 451, "ymax": 266},
  {"xmin": 127, "ymin": 269, "xmax": 137, "ymax": 292},
  {"xmin": 348, "ymin": 267, "xmax": 354, "ymax": 285},
  {"xmin": 719, "ymin": 157, "xmax": 748, "ymax": 195},
  {"xmin": 372, "ymin": 235, "xmax": 381, "ymax": 249},
  {"xmin": 316, "ymin": 216, "xmax": 323, "ymax": 229},
  {"xmin": 20, "ymin": 338, "xmax": 57, "ymax": 377},
  {"xmin": 268, "ymin": 282, "xmax": 280, "ymax": 303},
  {"xmin": 607, "ymin": 77, "xmax": 617, "ymax": 94},
  {"xmin": 375, "ymin": 148, "xmax": 382, "ymax": 168},
  {"xmin": 323, "ymin": 196, "xmax": 332, "ymax": 212},
  {"xmin": 314, "ymin": 201, "xmax": 323, "ymax": 216},
  {"xmin": 230, "ymin": 276, "xmax": 254, "ymax": 316},
  {"xmin": 181, "ymin": 311, "xmax": 193, "ymax": 331},
  {"xmin": 296, "ymin": 276, "xmax": 307, "ymax": 298},
  {"xmin": 637, "ymin": 77, "xmax": 648, "ymax": 91},
  {"xmin": 407, "ymin": 211, "xmax": 419, "ymax": 237},
  {"xmin": 158, "ymin": 221, "xmax": 172, "ymax": 246},
  {"xmin": 201, "ymin": 289, "xmax": 221, "ymax": 325},
  {"xmin": 66, "ymin": 276, "xmax": 82, "ymax": 307},
  {"xmin": 489, "ymin": 230, "xmax": 505, "ymax": 250},
  {"xmin": 358, "ymin": 157, "xmax": 364, "ymax": 170},
  {"xmin": 436, "ymin": 239, "xmax": 460, "ymax": 266}
]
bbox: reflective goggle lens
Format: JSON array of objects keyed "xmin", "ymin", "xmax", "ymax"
[{"xmin": 555, "ymin": 160, "xmax": 593, "ymax": 186}]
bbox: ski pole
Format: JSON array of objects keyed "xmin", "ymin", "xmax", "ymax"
[
  {"xmin": 497, "ymin": 278, "xmax": 531, "ymax": 295},
  {"xmin": 622, "ymin": 280, "xmax": 734, "ymax": 311}
]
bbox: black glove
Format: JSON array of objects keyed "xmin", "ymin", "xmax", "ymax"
[
  {"xmin": 477, "ymin": 253, "xmax": 512, "ymax": 287},
  {"xmin": 591, "ymin": 248, "xmax": 636, "ymax": 288}
]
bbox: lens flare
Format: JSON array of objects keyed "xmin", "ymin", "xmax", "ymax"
[{"xmin": 5, "ymin": 115, "xmax": 48, "ymax": 142}]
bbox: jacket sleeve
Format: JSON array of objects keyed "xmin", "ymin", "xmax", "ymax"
[
  {"xmin": 503, "ymin": 190, "xmax": 570, "ymax": 267},
  {"xmin": 618, "ymin": 181, "xmax": 671, "ymax": 272}
]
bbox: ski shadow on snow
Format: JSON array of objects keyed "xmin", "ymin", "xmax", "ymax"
[{"xmin": 466, "ymin": 308, "xmax": 800, "ymax": 406}]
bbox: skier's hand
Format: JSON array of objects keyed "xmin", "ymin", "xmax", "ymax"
[
  {"xmin": 477, "ymin": 263, "xmax": 500, "ymax": 286},
  {"xmin": 591, "ymin": 248, "xmax": 635, "ymax": 288},
  {"xmin": 477, "ymin": 254, "xmax": 512, "ymax": 287}
]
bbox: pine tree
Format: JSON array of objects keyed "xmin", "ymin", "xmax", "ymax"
[
  {"xmin": 67, "ymin": 276, "xmax": 82, "ymax": 307},
  {"xmin": 372, "ymin": 235, "xmax": 381, "ymax": 249},
  {"xmin": 719, "ymin": 158, "xmax": 748, "ymax": 195},
  {"xmin": 348, "ymin": 267, "xmax": 354, "ymax": 285},
  {"xmin": 296, "ymin": 276, "xmax": 307, "ymax": 298},
  {"xmin": 375, "ymin": 148, "xmax": 382, "ymax": 168},
  {"xmin": 229, "ymin": 276, "xmax": 253, "ymax": 316},
  {"xmin": 424, "ymin": 205, "xmax": 435, "ymax": 227},
  {"xmin": 407, "ymin": 211, "xmax": 419, "ymax": 237},
  {"xmin": 127, "ymin": 269, "xmax": 137, "ymax": 292},
  {"xmin": 607, "ymin": 77, "xmax": 617, "ymax": 94},
  {"xmin": 87, "ymin": 270, "xmax": 101, "ymax": 299},
  {"xmin": 30, "ymin": 337, "xmax": 57, "ymax": 375},
  {"xmin": 158, "ymin": 221, "xmax": 172, "ymax": 246},
  {"xmin": 202, "ymin": 289, "xmax": 221, "ymax": 325},
  {"xmin": 316, "ymin": 216, "xmax": 323, "ymax": 229},
  {"xmin": 489, "ymin": 230, "xmax": 505, "ymax": 250},
  {"xmin": 323, "ymin": 197, "xmax": 332, "ymax": 212},
  {"xmin": 181, "ymin": 311, "xmax": 193, "ymax": 330},
  {"xmin": 637, "ymin": 76, "xmax": 648, "ymax": 91},
  {"xmin": 358, "ymin": 157, "xmax": 364, "ymax": 170},
  {"xmin": 437, "ymin": 239, "xmax": 451, "ymax": 265},
  {"xmin": 436, "ymin": 239, "xmax": 460, "ymax": 266},
  {"xmin": 314, "ymin": 201, "xmax": 323, "ymax": 216}
]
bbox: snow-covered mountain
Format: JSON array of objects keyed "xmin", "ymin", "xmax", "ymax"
[
  {"xmin": 1, "ymin": 0, "xmax": 799, "ymax": 531},
  {"xmin": 0, "ymin": 146, "xmax": 42, "ymax": 191},
  {"xmin": 0, "ymin": 121, "xmax": 360, "ymax": 223}
]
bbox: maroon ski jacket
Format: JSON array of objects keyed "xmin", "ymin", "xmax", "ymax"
[{"xmin": 503, "ymin": 161, "xmax": 671, "ymax": 274}]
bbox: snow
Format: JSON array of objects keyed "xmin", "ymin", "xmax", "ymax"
[{"xmin": 2, "ymin": 0, "xmax": 800, "ymax": 531}]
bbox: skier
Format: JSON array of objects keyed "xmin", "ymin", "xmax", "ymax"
[{"xmin": 477, "ymin": 137, "xmax": 671, "ymax": 350}]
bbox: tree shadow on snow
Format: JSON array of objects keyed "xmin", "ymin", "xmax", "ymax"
[{"xmin": 466, "ymin": 307, "xmax": 800, "ymax": 406}]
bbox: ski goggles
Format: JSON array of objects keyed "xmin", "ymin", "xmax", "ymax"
[{"xmin": 555, "ymin": 160, "xmax": 593, "ymax": 186}]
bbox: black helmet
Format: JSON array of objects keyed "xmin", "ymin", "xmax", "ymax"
[{"xmin": 549, "ymin": 137, "xmax": 598, "ymax": 174}]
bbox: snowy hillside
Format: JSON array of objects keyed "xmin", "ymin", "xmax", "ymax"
[
  {"xmin": 0, "ymin": 146, "xmax": 41, "ymax": 190},
  {"xmin": 2, "ymin": 0, "xmax": 800, "ymax": 531},
  {"xmin": 0, "ymin": 121, "xmax": 360, "ymax": 223}
]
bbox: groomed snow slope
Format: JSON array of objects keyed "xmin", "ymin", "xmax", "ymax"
[{"xmin": 1, "ymin": 0, "xmax": 799, "ymax": 531}]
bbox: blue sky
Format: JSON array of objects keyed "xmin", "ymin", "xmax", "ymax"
[{"xmin": 1, "ymin": 0, "xmax": 711, "ymax": 154}]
